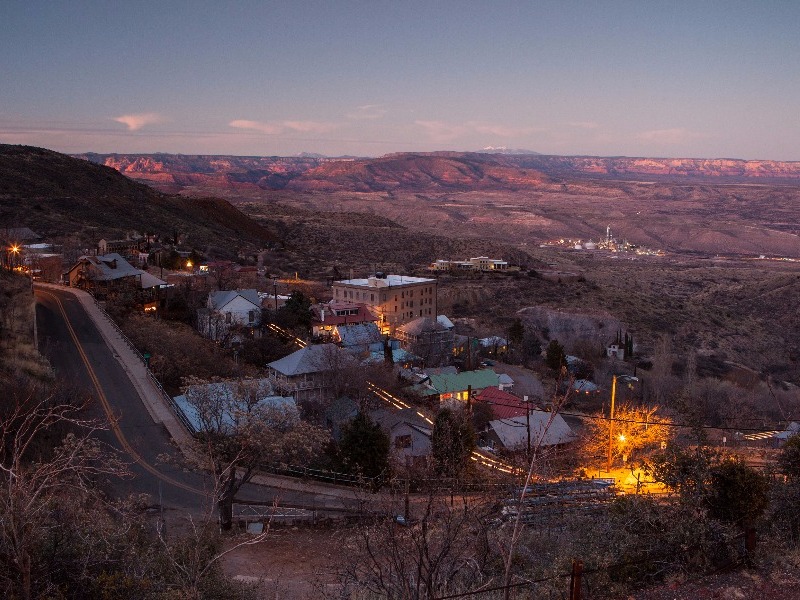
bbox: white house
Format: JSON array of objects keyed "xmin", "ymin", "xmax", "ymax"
[
  {"xmin": 197, "ymin": 289, "xmax": 261, "ymax": 342},
  {"xmin": 606, "ymin": 344, "xmax": 625, "ymax": 360}
]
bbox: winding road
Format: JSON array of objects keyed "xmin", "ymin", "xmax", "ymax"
[{"xmin": 34, "ymin": 285, "xmax": 362, "ymax": 518}]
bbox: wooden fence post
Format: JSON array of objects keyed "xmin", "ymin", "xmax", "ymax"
[{"xmin": 569, "ymin": 559, "xmax": 583, "ymax": 600}]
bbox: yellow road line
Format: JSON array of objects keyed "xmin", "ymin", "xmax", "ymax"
[{"xmin": 38, "ymin": 289, "xmax": 206, "ymax": 497}]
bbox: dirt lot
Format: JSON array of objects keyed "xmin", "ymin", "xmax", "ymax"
[{"xmin": 222, "ymin": 524, "xmax": 351, "ymax": 599}]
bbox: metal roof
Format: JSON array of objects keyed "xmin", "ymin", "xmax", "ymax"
[
  {"xmin": 424, "ymin": 369, "xmax": 500, "ymax": 395},
  {"xmin": 268, "ymin": 344, "xmax": 353, "ymax": 376},
  {"xmin": 488, "ymin": 413, "xmax": 576, "ymax": 449}
]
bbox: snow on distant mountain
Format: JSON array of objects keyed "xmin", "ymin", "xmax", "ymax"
[{"xmin": 480, "ymin": 147, "xmax": 541, "ymax": 155}]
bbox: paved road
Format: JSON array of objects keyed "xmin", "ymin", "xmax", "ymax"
[{"xmin": 35, "ymin": 286, "xmax": 363, "ymax": 518}]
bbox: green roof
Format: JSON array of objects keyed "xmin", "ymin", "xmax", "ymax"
[{"xmin": 423, "ymin": 369, "xmax": 500, "ymax": 396}]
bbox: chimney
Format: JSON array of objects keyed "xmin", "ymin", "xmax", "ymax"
[{"xmin": 321, "ymin": 307, "xmax": 325, "ymax": 322}]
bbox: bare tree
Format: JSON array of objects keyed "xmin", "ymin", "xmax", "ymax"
[
  {"xmin": 580, "ymin": 402, "xmax": 674, "ymax": 469},
  {"xmin": 340, "ymin": 492, "xmax": 492, "ymax": 599},
  {"xmin": 0, "ymin": 387, "xmax": 128, "ymax": 600},
  {"xmin": 183, "ymin": 377, "xmax": 330, "ymax": 530}
]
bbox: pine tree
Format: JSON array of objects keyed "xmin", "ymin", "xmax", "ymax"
[{"xmin": 337, "ymin": 412, "xmax": 391, "ymax": 481}]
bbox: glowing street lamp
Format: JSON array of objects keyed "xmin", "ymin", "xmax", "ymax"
[
  {"xmin": 7, "ymin": 244, "xmax": 20, "ymax": 271},
  {"xmin": 607, "ymin": 375, "xmax": 617, "ymax": 472}
]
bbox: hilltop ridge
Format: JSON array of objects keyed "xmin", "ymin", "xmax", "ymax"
[
  {"xmin": 0, "ymin": 144, "xmax": 277, "ymax": 253},
  {"xmin": 75, "ymin": 151, "xmax": 800, "ymax": 196}
]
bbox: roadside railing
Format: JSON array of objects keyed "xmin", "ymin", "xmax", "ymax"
[
  {"xmin": 89, "ymin": 297, "xmax": 380, "ymax": 488},
  {"xmin": 91, "ymin": 298, "xmax": 195, "ymax": 434}
]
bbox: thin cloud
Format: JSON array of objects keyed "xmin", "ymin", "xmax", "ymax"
[
  {"xmin": 636, "ymin": 127, "xmax": 706, "ymax": 144},
  {"xmin": 414, "ymin": 120, "xmax": 468, "ymax": 143},
  {"xmin": 415, "ymin": 120, "xmax": 541, "ymax": 142},
  {"xmin": 113, "ymin": 112, "xmax": 165, "ymax": 131},
  {"xmin": 469, "ymin": 121, "xmax": 542, "ymax": 137},
  {"xmin": 346, "ymin": 104, "xmax": 387, "ymax": 120},
  {"xmin": 568, "ymin": 121, "xmax": 600, "ymax": 129},
  {"xmin": 229, "ymin": 119, "xmax": 338, "ymax": 135}
]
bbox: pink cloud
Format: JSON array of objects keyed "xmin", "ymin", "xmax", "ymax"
[
  {"xmin": 113, "ymin": 112, "xmax": 165, "ymax": 131},
  {"xmin": 346, "ymin": 104, "xmax": 388, "ymax": 120}
]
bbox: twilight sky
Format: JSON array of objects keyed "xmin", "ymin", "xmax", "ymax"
[{"xmin": 2, "ymin": 1, "xmax": 799, "ymax": 159}]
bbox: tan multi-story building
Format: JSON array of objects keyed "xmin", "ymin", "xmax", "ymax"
[
  {"xmin": 429, "ymin": 256, "xmax": 508, "ymax": 271},
  {"xmin": 331, "ymin": 274, "xmax": 437, "ymax": 332}
]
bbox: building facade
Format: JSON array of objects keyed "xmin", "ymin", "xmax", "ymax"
[
  {"xmin": 429, "ymin": 256, "xmax": 508, "ymax": 271},
  {"xmin": 330, "ymin": 274, "xmax": 437, "ymax": 332}
]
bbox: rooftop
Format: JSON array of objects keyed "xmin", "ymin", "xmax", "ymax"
[
  {"xmin": 421, "ymin": 368, "xmax": 500, "ymax": 396},
  {"xmin": 172, "ymin": 379, "xmax": 296, "ymax": 435},
  {"xmin": 335, "ymin": 274, "xmax": 435, "ymax": 288},
  {"xmin": 488, "ymin": 413, "xmax": 576, "ymax": 449},
  {"xmin": 268, "ymin": 344, "xmax": 354, "ymax": 376},
  {"xmin": 475, "ymin": 387, "xmax": 529, "ymax": 420},
  {"xmin": 208, "ymin": 289, "xmax": 261, "ymax": 310}
]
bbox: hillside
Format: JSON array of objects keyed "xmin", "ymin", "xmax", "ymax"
[
  {"xmin": 77, "ymin": 151, "xmax": 800, "ymax": 195},
  {"xmin": 76, "ymin": 152, "xmax": 324, "ymax": 195},
  {"xmin": 282, "ymin": 153, "xmax": 548, "ymax": 192},
  {"xmin": 0, "ymin": 145, "xmax": 277, "ymax": 255}
]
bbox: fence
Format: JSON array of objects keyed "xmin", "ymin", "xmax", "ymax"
[
  {"xmin": 92, "ymin": 298, "xmax": 195, "ymax": 433},
  {"xmin": 91, "ymin": 298, "xmax": 385, "ymax": 488}
]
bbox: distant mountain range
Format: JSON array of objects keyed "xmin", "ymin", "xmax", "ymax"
[{"xmin": 75, "ymin": 151, "xmax": 800, "ymax": 195}]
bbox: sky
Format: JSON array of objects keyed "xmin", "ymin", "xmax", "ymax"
[{"xmin": 1, "ymin": 1, "xmax": 799, "ymax": 160}]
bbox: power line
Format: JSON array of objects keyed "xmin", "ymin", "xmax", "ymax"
[{"xmin": 478, "ymin": 399, "xmax": 796, "ymax": 433}]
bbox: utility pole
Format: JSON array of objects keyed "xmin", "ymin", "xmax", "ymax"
[
  {"xmin": 525, "ymin": 395, "xmax": 531, "ymax": 460},
  {"xmin": 607, "ymin": 375, "xmax": 617, "ymax": 473}
]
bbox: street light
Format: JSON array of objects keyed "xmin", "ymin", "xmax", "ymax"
[
  {"xmin": 7, "ymin": 244, "xmax": 20, "ymax": 271},
  {"xmin": 607, "ymin": 375, "xmax": 617, "ymax": 473}
]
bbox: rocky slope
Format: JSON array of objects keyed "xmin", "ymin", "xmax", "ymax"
[{"xmin": 76, "ymin": 151, "xmax": 800, "ymax": 195}]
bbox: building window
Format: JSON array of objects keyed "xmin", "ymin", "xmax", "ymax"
[{"xmin": 395, "ymin": 434, "xmax": 412, "ymax": 449}]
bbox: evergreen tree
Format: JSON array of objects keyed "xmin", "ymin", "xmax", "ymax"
[
  {"xmin": 779, "ymin": 434, "xmax": 800, "ymax": 479},
  {"xmin": 508, "ymin": 318, "xmax": 525, "ymax": 347},
  {"xmin": 705, "ymin": 460, "xmax": 768, "ymax": 526},
  {"xmin": 277, "ymin": 290, "xmax": 312, "ymax": 329},
  {"xmin": 545, "ymin": 339, "xmax": 566, "ymax": 372},
  {"xmin": 337, "ymin": 412, "xmax": 391, "ymax": 481},
  {"xmin": 431, "ymin": 408, "xmax": 475, "ymax": 478}
]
